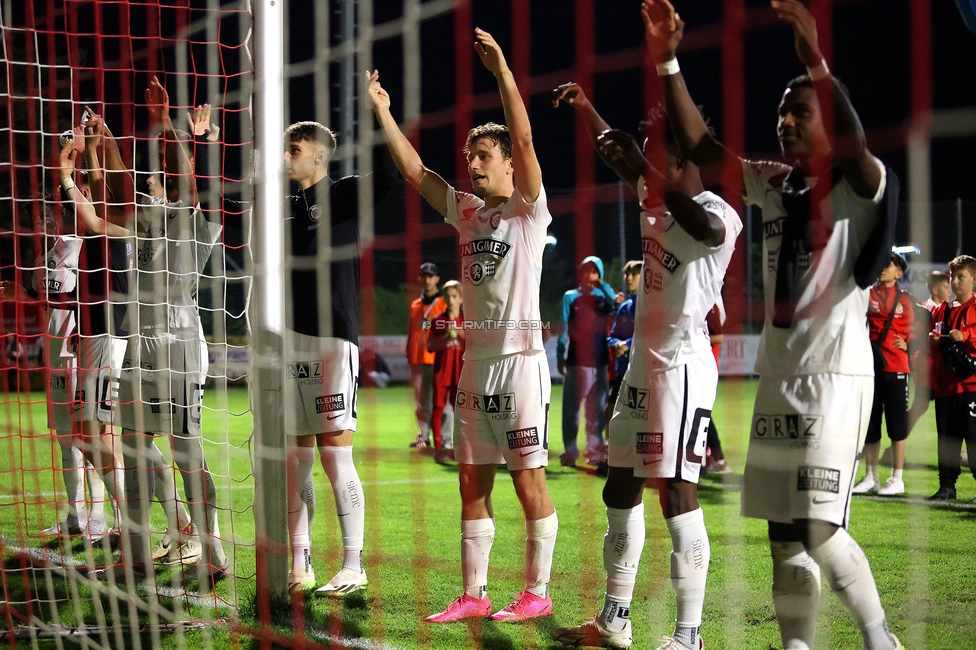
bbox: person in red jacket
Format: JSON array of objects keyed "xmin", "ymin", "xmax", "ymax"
[
  {"xmin": 427, "ymin": 280, "xmax": 465, "ymax": 464},
  {"xmin": 406, "ymin": 262, "xmax": 446, "ymax": 448},
  {"xmin": 853, "ymin": 253, "xmax": 914, "ymax": 496},
  {"xmin": 928, "ymin": 254, "xmax": 976, "ymax": 501}
]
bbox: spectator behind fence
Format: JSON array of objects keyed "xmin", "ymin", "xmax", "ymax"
[
  {"xmin": 928, "ymin": 255, "xmax": 976, "ymax": 501},
  {"xmin": 557, "ymin": 256, "xmax": 619, "ymax": 467},
  {"xmin": 406, "ymin": 262, "xmax": 446, "ymax": 449},
  {"xmin": 854, "ymin": 253, "xmax": 914, "ymax": 496},
  {"xmin": 923, "ymin": 270, "xmax": 951, "ymax": 312},
  {"xmin": 426, "ymin": 280, "xmax": 464, "ymax": 464}
]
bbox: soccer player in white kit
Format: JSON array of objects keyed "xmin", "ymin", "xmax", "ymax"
[
  {"xmin": 549, "ymin": 81, "xmax": 740, "ymax": 650},
  {"xmin": 63, "ymin": 87, "xmax": 229, "ymax": 587},
  {"xmin": 371, "ymin": 29, "xmax": 558, "ymax": 624},
  {"xmin": 645, "ymin": 1, "xmax": 902, "ymax": 649}
]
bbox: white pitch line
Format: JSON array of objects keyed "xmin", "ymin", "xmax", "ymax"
[
  {"xmin": 0, "ymin": 476, "xmax": 460, "ymax": 502},
  {"xmin": 857, "ymin": 494, "xmax": 976, "ymax": 510}
]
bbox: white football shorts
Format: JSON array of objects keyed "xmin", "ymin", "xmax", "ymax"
[
  {"xmin": 75, "ymin": 334, "xmax": 127, "ymax": 425},
  {"xmin": 118, "ymin": 330, "xmax": 208, "ymax": 436},
  {"xmin": 608, "ymin": 353, "xmax": 717, "ymax": 482},
  {"xmin": 454, "ymin": 350, "xmax": 551, "ymax": 469},
  {"xmin": 741, "ymin": 373, "xmax": 873, "ymax": 527},
  {"xmin": 284, "ymin": 330, "xmax": 359, "ymax": 436},
  {"xmin": 45, "ymin": 308, "xmax": 77, "ymax": 434}
]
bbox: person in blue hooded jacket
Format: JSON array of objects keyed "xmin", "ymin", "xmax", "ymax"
[{"xmin": 557, "ymin": 256, "xmax": 622, "ymax": 467}]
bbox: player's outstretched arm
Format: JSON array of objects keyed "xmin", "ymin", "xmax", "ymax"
[
  {"xmin": 772, "ymin": 0, "xmax": 882, "ymax": 197},
  {"xmin": 553, "ymin": 83, "xmax": 642, "ymax": 191},
  {"xmin": 476, "ymin": 28, "xmax": 541, "ymax": 202},
  {"xmin": 642, "ymin": 0, "xmax": 744, "ymax": 189},
  {"xmin": 59, "ymin": 133, "xmax": 130, "ymax": 238},
  {"xmin": 82, "ymin": 111, "xmax": 105, "ymax": 214},
  {"xmin": 146, "ymin": 76, "xmax": 194, "ymax": 202},
  {"xmin": 598, "ymin": 128, "xmax": 726, "ymax": 245},
  {"xmin": 366, "ymin": 70, "xmax": 450, "ymax": 218}
]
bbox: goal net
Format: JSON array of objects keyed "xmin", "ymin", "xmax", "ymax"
[{"xmin": 0, "ymin": 0, "xmax": 253, "ymax": 646}]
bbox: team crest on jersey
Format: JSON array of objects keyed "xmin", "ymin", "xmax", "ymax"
[
  {"xmin": 642, "ymin": 237, "xmax": 681, "ymax": 274},
  {"xmin": 466, "ymin": 259, "xmax": 497, "ymax": 286},
  {"xmin": 506, "ymin": 427, "xmax": 539, "ymax": 449},
  {"xmin": 315, "ymin": 393, "xmax": 344, "ymax": 414},
  {"xmin": 308, "ymin": 204, "xmax": 322, "ymax": 222},
  {"xmin": 797, "ymin": 465, "xmax": 840, "ymax": 493},
  {"xmin": 636, "ymin": 432, "xmax": 663, "ymax": 455}
]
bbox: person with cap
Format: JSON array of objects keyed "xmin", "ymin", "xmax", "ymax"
[
  {"xmin": 557, "ymin": 256, "xmax": 620, "ymax": 467},
  {"xmin": 406, "ymin": 261, "xmax": 446, "ymax": 448}
]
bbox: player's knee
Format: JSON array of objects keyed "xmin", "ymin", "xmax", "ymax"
[
  {"xmin": 660, "ymin": 478, "xmax": 699, "ymax": 518},
  {"xmin": 602, "ymin": 468, "xmax": 644, "ymax": 510},
  {"xmin": 792, "ymin": 518, "xmax": 839, "ymax": 550}
]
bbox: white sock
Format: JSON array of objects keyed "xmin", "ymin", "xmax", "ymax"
[
  {"xmin": 525, "ymin": 511, "xmax": 558, "ymax": 597},
  {"xmin": 600, "ymin": 503, "xmax": 645, "ymax": 632},
  {"xmin": 61, "ymin": 445, "xmax": 87, "ymax": 525},
  {"xmin": 150, "ymin": 443, "xmax": 190, "ymax": 536},
  {"xmin": 288, "ymin": 447, "xmax": 316, "ymax": 574},
  {"xmin": 771, "ymin": 541, "xmax": 821, "ymax": 650},
  {"xmin": 85, "ymin": 460, "xmax": 106, "ymax": 524},
  {"xmin": 667, "ymin": 508, "xmax": 710, "ymax": 649},
  {"xmin": 891, "ymin": 468, "xmax": 903, "ymax": 480},
  {"xmin": 807, "ymin": 529, "xmax": 897, "ymax": 650},
  {"xmin": 319, "ymin": 445, "xmax": 364, "ymax": 573},
  {"xmin": 461, "ymin": 517, "xmax": 494, "ymax": 599}
]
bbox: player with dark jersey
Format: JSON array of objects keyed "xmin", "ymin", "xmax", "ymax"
[{"xmin": 281, "ymin": 107, "xmax": 398, "ymax": 595}]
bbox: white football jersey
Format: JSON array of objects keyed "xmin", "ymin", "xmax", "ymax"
[
  {"xmin": 125, "ymin": 193, "xmax": 222, "ymax": 334},
  {"xmin": 33, "ymin": 235, "xmax": 83, "ymax": 295},
  {"xmin": 628, "ymin": 181, "xmax": 741, "ymax": 376},
  {"xmin": 444, "ymin": 183, "xmax": 552, "ymax": 360},
  {"xmin": 742, "ymin": 157, "xmax": 886, "ymax": 377}
]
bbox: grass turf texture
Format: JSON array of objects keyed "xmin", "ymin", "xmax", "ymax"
[{"xmin": 1, "ymin": 380, "xmax": 975, "ymax": 649}]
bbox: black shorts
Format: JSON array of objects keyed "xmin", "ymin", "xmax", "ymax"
[
  {"xmin": 866, "ymin": 371, "xmax": 909, "ymax": 443},
  {"xmin": 934, "ymin": 392, "xmax": 976, "ymax": 441}
]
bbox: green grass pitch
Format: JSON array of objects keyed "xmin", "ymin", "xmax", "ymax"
[{"xmin": 1, "ymin": 379, "xmax": 975, "ymax": 649}]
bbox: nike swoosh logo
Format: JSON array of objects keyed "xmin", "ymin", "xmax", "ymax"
[
  {"xmin": 812, "ymin": 496, "xmax": 835, "ymax": 504},
  {"xmin": 642, "ymin": 458, "xmax": 662, "ymax": 465},
  {"xmin": 519, "ymin": 449, "xmax": 535, "ymax": 457},
  {"xmin": 326, "ymin": 413, "xmax": 344, "ymax": 420}
]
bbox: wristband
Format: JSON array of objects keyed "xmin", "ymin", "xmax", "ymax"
[
  {"xmin": 61, "ymin": 178, "xmax": 76, "ymax": 192},
  {"xmin": 656, "ymin": 58, "xmax": 680, "ymax": 76},
  {"xmin": 807, "ymin": 59, "xmax": 830, "ymax": 81}
]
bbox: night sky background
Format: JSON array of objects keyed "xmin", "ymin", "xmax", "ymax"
[{"xmin": 2, "ymin": 0, "xmax": 974, "ymax": 336}]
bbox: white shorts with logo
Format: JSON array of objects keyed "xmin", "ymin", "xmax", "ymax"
[
  {"xmin": 75, "ymin": 334, "xmax": 127, "ymax": 425},
  {"xmin": 284, "ymin": 330, "xmax": 359, "ymax": 436},
  {"xmin": 608, "ymin": 353, "xmax": 717, "ymax": 482},
  {"xmin": 455, "ymin": 350, "xmax": 551, "ymax": 469},
  {"xmin": 118, "ymin": 331, "xmax": 208, "ymax": 436},
  {"xmin": 46, "ymin": 309, "xmax": 77, "ymax": 433},
  {"xmin": 741, "ymin": 373, "xmax": 873, "ymax": 527}
]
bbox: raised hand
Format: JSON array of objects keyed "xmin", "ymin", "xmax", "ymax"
[
  {"xmin": 186, "ymin": 104, "xmax": 220, "ymax": 141},
  {"xmin": 59, "ymin": 128, "xmax": 83, "ymax": 178},
  {"xmin": 144, "ymin": 75, "xmax": 170, "ymax": 125},
  {"xmin": 771, "ymin": 0, "xmax": 824, "ymax": 68},
  {"xmin": 641, "ymin": 0, "xmax": 685, "ymax": 64},
  {"xmin": 551, "ymin": 82, "xmax": 590, "ymax": 109},
  {"xmin": 364, "ymin": 70, "xmax": 390, "ymax": 112},
  {"xmin": 473, "ymin": 28, "xmax": 509, "ymax": 75},
  {"xmin": 84, "ymin": 111, "xmax": 103, "ymax": 151}
]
